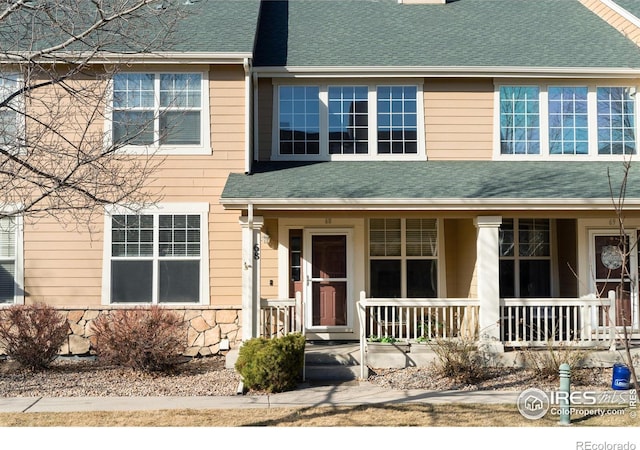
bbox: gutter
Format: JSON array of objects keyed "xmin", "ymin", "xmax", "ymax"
[
  {"xmin": 220, "ymin": 197, "xmax": 640, "ymax": 212},
  {"xmin": 252, "ymin": 65, "xmax": 640, "ymax": 79},
  {"xmin": 0, "ymin": 51, "xmax": 253, "ymax": 65}
]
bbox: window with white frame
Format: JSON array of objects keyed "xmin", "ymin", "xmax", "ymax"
[
  {"xmin": 369, "ymin": 218, "xmax": 438, "ymax": 298},
  {"xmin": 275, "ymin": 83, "xmax": 424, "ymax": 159},
  {"xmin": 498, "ymin": 85, "xmax": 637, "ymax": 158},
  {"xmin": 111, "ymin": 72, "xmax": 208, "ymax": 153},
  {"xmin": 105, "ymin": 204, "xmax": 208, "ymax": 304},
  {"xmin": 499, "ymin": 219, "xmax": 552, "ymax": 298},
  {"xmin": 0, "ymin": 217, "xmax": 22, "ymax": 304},
  {"xmin": 0, "ymin": 75, "xmax": 22, "ymax": 150}
]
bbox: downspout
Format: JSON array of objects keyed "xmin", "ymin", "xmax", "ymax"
[{"xmin": 244, "ymin": 58, "xmax": 252, "ymax": 175}]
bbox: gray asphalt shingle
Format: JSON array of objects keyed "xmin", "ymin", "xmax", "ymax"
[
  {"xmin": 254, "ymin": 0, "xmax": 640, "ymax": 68},
  {"xmin": 221, "ymin": 161, "xmax": 640, "ymax": 203}
]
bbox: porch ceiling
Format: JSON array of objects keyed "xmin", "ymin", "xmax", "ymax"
[{"xmin": 220, "ymin": 161, "xmax": 640, "ymax": 211}]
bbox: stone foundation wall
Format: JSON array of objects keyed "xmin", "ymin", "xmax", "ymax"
[{"xmin": 59, "ymin": 306, "xmax": 242, "ymax": 357}]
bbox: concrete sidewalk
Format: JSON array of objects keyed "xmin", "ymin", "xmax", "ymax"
[{"xmin": 0, "ymin": 381, "xmax": 521, "ymax": 413}]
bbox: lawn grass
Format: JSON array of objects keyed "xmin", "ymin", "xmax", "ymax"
[{"xmin": 0, "ymin": 403, "xmax": 636, "ymax": 427}]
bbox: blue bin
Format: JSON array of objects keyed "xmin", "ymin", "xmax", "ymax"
[{"xmin": 611, "ymin": 363, "xmax": 631, "ymax": 390}]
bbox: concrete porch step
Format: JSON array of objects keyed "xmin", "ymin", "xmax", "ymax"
[
  {"xmin": 304, "ymin": 364, "xmax": 361, "ymax": 381},
  {"xmin": 303, "ymin": 342, "xmax": 362, "ymax": 381}
]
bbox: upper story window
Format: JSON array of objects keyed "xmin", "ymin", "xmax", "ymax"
[
  {"xmin": 0, "ymin": 75, "xmax": 23, "ymax": 151},
  {"xmin": 274, "ymin": 82, "xmax": 424, "ymax": 160},
  {"xmin": 0, "ymin": 216, "xmax": 23, "ymax": 305},
  {"xmin": 497, "ymin": 84, "xmax": 637, "ymax": 159},
  {"xmin": 103, "ymin": 203, "xmax": 209, "ymax": 305},
  {"xmin": 110, "ymin": 71, "xmax": 210, "ymax": 155}
]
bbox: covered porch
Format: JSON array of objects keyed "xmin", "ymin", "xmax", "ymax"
[{"xmin": 221, "ymin": 161, "xmax": 640, "ymax": 369}]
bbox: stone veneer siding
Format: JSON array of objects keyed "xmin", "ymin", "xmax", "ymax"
[{"xmin": 59, "ymin": 306, "xmax": 242, "ymax": 357}]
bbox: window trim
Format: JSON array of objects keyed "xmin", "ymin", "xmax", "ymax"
[
  {"xmin": 494, "ymin": 82, "xmax": 639, "ymax": 160},
  {"xmin": 101, "ymin": 203, "xmax": 210, "ymax": 305},
  {"xmin": 0, "ymin": 214, "xmax": 24, "ymax": 306},
  {"xmin": 0, "ymin": 73, "xmax": 26, "ymax": 152},
  {"xmin": 105, "ymin": 68, "xmax": 211, "ymax": 156},
  {"xmin": 271, "ymin": 80, "xmax": 426, "ymax": 161}
]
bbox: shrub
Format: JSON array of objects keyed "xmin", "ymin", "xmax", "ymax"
[
  {"xmin": 91, "ymin": 306, "xmax": 187, "ymax": 373},
  {"xmin": 235, "ymin": 333, "xmax": 305, "ymax": 393},
  {"xmin": 430, "ymin": 338, "xmax": 487, "ymax": 384},
  {"xmin": 520, "ymin": 341, "xmax": 589, "ymax": 383},
  {"xmin": 0, "ymin": 303, "xmax": 68, "ymax": 370}
]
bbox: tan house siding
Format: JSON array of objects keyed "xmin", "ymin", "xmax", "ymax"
[
  {"xmin": 444, "ymin": 218, "xmax": 478, "ymax": 298},
  {"xmin": 22, "ymin": 65, "xmax": 248, "ymax": 308},
  {"xmin": 424, "ymin": 79, "xmax": 494, "ymax": 161},
  {"xmin": 581, "ymin": 0, "xmax": 640, "ymax": 46},
  {"xmin": 23, "ymin": 218, "xmax": 104, "ymax": 306},
  {"xmin": 257, "ymin": 78, "xmax": 274, "ymax": 161}
]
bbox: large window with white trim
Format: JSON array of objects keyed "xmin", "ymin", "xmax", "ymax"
[
  {"xmin": 0, "ymin": 217, "xmax": 22, "ymax": 305},
  {"xmin": 105, "ymin": 204, "xmax": 208, "ymax": 304},
  {"xmin": 111, "ymin": 72, "xmax": 209, "ymax": 154},
  {"xmin": 369, "ymin": 218, "xmax": 438, "ymax": 298},
  {"xmin": 275, "ymin": 83, "xmax": 424, "ymax": 159},
  {"xmin": 498, "ymin": 85, "xmax": 637, "ymax": 158}
]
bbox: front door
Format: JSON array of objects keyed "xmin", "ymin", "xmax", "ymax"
[
  {"xmin": 304, "ymin": 230, "xmax": 351, "ymax": 331},
  {"xmin": 591, "ymin": 232, "xmax": 637, "ymax": 327}
]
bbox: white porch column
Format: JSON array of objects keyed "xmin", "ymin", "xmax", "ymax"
[
  {"xmin": 474, "ymin": 215, "xmax": 504, "ymax": 352},
  {"xmin": 239, "ymin": 215, "xmax": 264, "ymax": 341}
]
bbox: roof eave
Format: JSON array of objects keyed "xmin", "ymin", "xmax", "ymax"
[
  {"xmin": 253, "ymin": 65, "xmax": 640, "ymax": 78},
  {"xmin": 220, "ymin": 197, "xmax": 637, "ymax": 211},
  {"xmin": 0, "ymin": 51, "xmax": 253, "ymax": 65}
]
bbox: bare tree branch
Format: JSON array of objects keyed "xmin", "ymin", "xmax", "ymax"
[{"xmin": 0, "ymin": 0, "xmax": 192, "ymax": 226}]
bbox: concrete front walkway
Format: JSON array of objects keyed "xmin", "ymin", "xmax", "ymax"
[{"xmin": 0, "ymin": 381, "xmax": 521, "ymax": 413}]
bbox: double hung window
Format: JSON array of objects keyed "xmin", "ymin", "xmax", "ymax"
[
  {"xmin": 498, "ymin": 85, "xmax": 637, "ymax": 158},
  {"xmin": 275, "ymin": 83, "xmax": 423, "ymax": 159},
  {"xmin": 499, "ymin": 219, "xmax": 552, "ymax": 298},
  {"xmin": 111, "ymin": 72, "xmax": 208, "ymax": 153},
  {"xmin": 105, "ymin": 204, "xmax": 208, "ymax": 304},
  {"xmin": 0, "ymin": 217, "xmax": 21, "ymax": 304},
  {"xmin": 0, "ymin": 75, "xmax": 22, "ymax": 150},
  {"xmin": 369, "ymin": 218, "xmax": 438, "ymax": 298}
]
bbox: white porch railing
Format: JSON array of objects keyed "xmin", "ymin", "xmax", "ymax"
[
  {"xmin": 499, "ymin": 293, "xmax": 617, "ymax": 348},
  {"xmin": 259, "ymin": 292, "xmax": 303, "ymax": 339},
  {"xmin": 357, "ymin": 294, "xmax": 481, "ymax": 342}
]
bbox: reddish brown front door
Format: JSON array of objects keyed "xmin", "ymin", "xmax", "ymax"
[{"xmin": 310, "ymin": 234, "xmax": 348, "ymax": 327}]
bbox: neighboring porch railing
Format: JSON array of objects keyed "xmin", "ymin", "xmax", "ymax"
[
  {"xmin": 259, "ymin": 292, "xmax": 303, "ymax": 339},
  {"xmin": 500, "ymin": 292, "xmax": 618, "ymax": 348}
]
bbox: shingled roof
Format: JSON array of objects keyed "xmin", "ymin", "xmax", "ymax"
[
  {"xmin": 253, "ymin": 0, "xmax": 640, "ymax": 70},
  {"xmin": 221, "ymin": 161, "xmax": 640, "ymax": 210},
  {"xmin": 0, "ymin": 0, "xmax": 261, "ymax": 56}
]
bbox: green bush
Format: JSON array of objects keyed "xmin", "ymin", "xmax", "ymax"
[
  {"xmin": 91, "ymin": 306, "xmax": 187, "ymax": 373},
  {"xmin": 0, "ymin": 303, "xmax": 69, "ymax": 371},
  {"xmin": 235, "ymin": 333, "xmax": 305, "ymax": 393}
]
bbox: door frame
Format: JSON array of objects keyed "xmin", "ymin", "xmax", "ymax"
[
  {"xmin": 588, "ymin": 228, "xmax": 638, "ymax": 328},
  {"xmin": 303, "ymin": 227, "xmax": 354, "ymax": 333}
]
